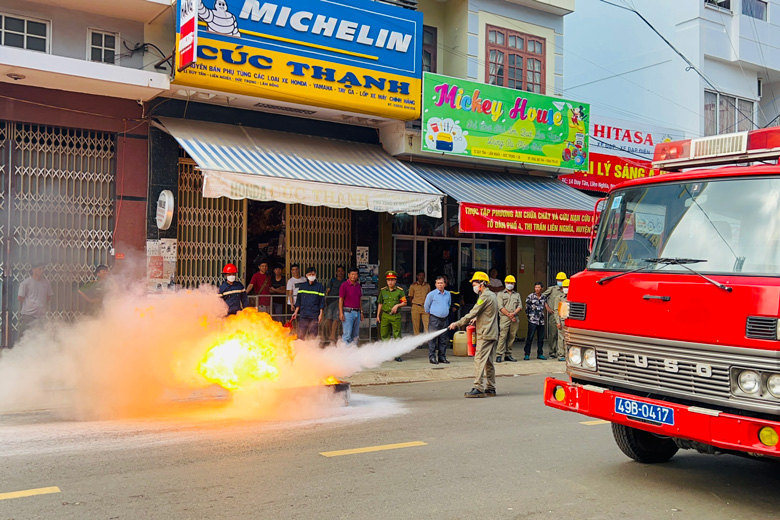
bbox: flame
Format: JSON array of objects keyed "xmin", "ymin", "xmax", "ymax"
[
  {"xmin": 322, "ymin": 375, "xmax": 341, "ymax": 385},
  {"xmin": 198, "ymin": 308, "xmax": 295, "ymax": 391}
]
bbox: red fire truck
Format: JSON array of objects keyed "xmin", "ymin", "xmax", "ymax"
[{"xmin": 544, "ymin": 127, "xmax": 780, "ymax": 462}]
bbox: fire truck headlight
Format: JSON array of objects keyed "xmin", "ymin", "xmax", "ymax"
[
  {"xmin": 583, "ymin": 348, "xmax": 597, "ymax": 370},
  {"xmin": 568, "ymin": 347, "xmax": 582, "ymax": 366},
  {"xmin": 759, "ymin": 427, "xmax": 779, "ymax": 447},
  {"xmin": 738, "ymin": 370, "xmax": 761, "ymax": 394},
  {"xmin": 767, "ymin": 374, "xmax": 780, "ymax": 398}
]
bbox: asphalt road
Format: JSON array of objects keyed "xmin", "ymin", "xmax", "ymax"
[{"xmin": 2, "ymin": 375, "xmax": 779, "ymax": 520}]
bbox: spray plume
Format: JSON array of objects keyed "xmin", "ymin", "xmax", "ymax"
[{"xmin": 0, "ymin": 282, "xmax": 444, "ymax": 422}]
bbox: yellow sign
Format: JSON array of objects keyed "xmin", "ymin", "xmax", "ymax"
[{"xmin": 174, "ymin": 0, "xmax": 423, "ymax": 120}]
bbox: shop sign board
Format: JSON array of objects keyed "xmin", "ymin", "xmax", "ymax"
[
  {"xmin": 459, "ymin": 202, "xmax": 595, "ymax": 238},
  {"xmin": 178, "ymin": 0, "xmax": 198, "ymax": 71},
  {"xmin": 174, "ymin": 0, "xmax": 423, "ymax": 120},
  {"xmin": 422, "ymin": 73, "xmax": 590, "ymax": 171},
  {"xmin": 559, "ymin": 116, "xmax": 683, "ymax": 192}
]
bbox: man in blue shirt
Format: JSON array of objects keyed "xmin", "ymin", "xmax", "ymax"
[
  {"xmin": 424, "ymin": 276, "xmax": 451, "ymax": 364},
  {"xmin": 292, "ymin": 267, "xmax": 326, "ymax": 340}
]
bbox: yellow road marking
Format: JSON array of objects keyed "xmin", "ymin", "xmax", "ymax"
[
  {"xmin": 197, "ymin": 22, "xmax": 379, "ymax": 60},
  {"xmin": 0, "ymin": 486, "xmax": 61, "ymax": 501},
  {"xmin": 320, "ymin": 441, "xmax": 427, "ymax": 457},
  {"xmin": 580, "ymin": 420, "xmax": 610, "ymax": 426}
]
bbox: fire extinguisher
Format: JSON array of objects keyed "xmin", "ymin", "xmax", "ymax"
[{"xmin": 466, "ymin": 325, "xmax": 476, "ymax": 356}]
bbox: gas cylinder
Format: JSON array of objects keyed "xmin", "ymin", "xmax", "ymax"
[{"xmin": 466, "ymin": 325, "xmax": 476, "ymax": 356}]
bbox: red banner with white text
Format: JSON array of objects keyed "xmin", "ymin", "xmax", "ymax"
[
  {"xmin": 459, "ymin": 202, "xmax": 596, "ymax": 238},
  {"xmin": 558, "ymin": 152, "xmax": 664, "ymax": 192}
]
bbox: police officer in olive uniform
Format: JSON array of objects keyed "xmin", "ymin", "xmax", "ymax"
[
  {"xmin": 543, "ymin": 271, "xmax": 567, "ymax": 359},
  {"xmin": 377, "ymin": 270, "xmax": 408, "ymax": 362},
  {"xmin": 449, "ymin": 271, "xmax": 499, "ymax": 398},
  {"xmin": 496, "ymin": 275, "xmax": 523, "ymax": 363}
]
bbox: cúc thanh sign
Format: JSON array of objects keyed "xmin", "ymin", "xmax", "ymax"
[
  {"xmin": 422, "ymin": 73, "xmax": 590, "ymax": 171},
  {"xmin": 174, "ymin": 0, "xmax": 423, "ymax": 120}
]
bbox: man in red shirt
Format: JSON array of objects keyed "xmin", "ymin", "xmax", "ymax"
[{"xmin": 247, "ymin": 260, "xmax": 271, "ymax": 313}]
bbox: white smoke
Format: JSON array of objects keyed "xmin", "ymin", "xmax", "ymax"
[{"xmin": 0, "ymin": 279, "xmax": 441, "ymax": 422}]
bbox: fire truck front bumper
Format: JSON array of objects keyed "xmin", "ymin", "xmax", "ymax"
[{"xmin": 544, "ymin": 377, "xmax": 780, "ymax": 458}]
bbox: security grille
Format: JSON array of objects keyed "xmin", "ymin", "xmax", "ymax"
[
  {"xmin": 548, "ymin": 237, "xmax": 589, "ymax": 282},
  {"xmin": 176, "ymin": 158, "xmax": 246, "ymax": 288},
  {"xmin": 1, "ymin": 121, "xmax": 115, "ymax": 346},
  {"xmin": 288, "ymin": 205, "xmax": 351, "ymax": 282}
]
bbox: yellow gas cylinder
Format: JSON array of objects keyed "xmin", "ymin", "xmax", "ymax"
[{"xmin": 453, "ymin": 331, "xmax": 468, "ymax": 356}]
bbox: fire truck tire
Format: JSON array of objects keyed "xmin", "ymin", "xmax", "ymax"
[{"xmin": 611, "ymin": 423, "xmax": 679, "ymax": 463}]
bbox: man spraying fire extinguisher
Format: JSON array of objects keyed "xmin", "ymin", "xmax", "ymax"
[{"xmin": 218, "ymin": 263, "xmax": 248, "ymax": 316}]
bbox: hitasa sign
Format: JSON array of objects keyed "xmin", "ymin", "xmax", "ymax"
[{"xmin": 178, "ymin": 0, "xmax": 198, "ymax": 71}]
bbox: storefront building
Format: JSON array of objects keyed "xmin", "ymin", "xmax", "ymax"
[{"xmin": 0, "ymin": 0, "xmax": 170, "ymax": 346}]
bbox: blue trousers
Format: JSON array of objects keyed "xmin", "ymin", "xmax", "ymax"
[{"xmin": 342, "ymin": 309, "xmax": 361, "ymax": 344}]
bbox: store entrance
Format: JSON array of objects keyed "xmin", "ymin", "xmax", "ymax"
[{"xmin": 426, "ymin": 239, "xmax": 459, "ymax": 285}]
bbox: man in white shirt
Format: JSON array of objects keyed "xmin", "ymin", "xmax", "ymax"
[
  {"xmin": 17, "ymin": 261, "xmax": 54, "ymax": 342},
  {"xmin": 286, "ymin": 263, "xmax": 307, "ymax": 313},
  {"xmin": 488, "ymin": 268, "xmax": 504, "ymax": 293}
]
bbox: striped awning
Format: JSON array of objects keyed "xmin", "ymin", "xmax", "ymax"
[
  {"xmin": 157, "ymin": 117, "xmax": 443, "ymax": 217},
  {"xmin": 407, "ymin": 164, "xmax": 596, "ymax": 211}
]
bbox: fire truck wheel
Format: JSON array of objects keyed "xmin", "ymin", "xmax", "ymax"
[{"xmin": 611, "ymin": 423, "xmax": 679, "ymax": 463}]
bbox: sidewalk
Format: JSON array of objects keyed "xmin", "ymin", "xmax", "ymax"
[{"xmin": 345, "ymin": 342, "xmax": 567, "ymax": 386}]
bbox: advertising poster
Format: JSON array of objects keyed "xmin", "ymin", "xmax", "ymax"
[
  {"xmin": 359, "ymin": 264, "xmax": 378, "ymax": 295},
  {"xmin": 147, "ymin": 239, "xmax": 177, "ymax": 292},
  {"xmin": 174, "ymin": 0, "xmax": 423, "ymax": 120},
  {"xmin": 459, "ymin": 202, "xmax": 595, "ymax": 238},
  {"xmin": 422, "ymin": 73, "xmax": 590, "ymax": 171},
  {"xmin": 559, "ymin": 116, "xmax": 684, "ymax": 192}
]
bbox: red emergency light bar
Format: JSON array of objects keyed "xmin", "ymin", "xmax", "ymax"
[{"xmin": 653, "ymin": 126, "xmax": 780, "ymax": 171}]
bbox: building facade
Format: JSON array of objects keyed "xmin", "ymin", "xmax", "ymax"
[
  {"xmin": 0, "ymin": 0, "xmax": 170, "ymax": 345},
  {"xmin": 2, "ymin": 0, "xmax": 591, "ymax": 344}
]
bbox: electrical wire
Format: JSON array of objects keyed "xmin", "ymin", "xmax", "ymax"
[{"xmin": 600, "ymin": 0, "xmax": 758, "ymax": 130}]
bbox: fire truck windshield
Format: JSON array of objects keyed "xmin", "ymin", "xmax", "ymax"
[{"xmin": 588, "ymin": 177, "xmax": 780, "ymax": 276}]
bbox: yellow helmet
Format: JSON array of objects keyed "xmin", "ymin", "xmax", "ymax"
[
  {"xmin": 504, "ymin": 275, "xmax": 516, "ymax": 283},
  {"xmin": 562, "ymin": 279, "xmax": 570, "ymax": 287},
  {"xmin": 471, "ymin": 271, "xmax": 490, "ymax": 283},
  {"xmin": 556, "ymin": 271, "xmax": 567, "ymax": 281}
]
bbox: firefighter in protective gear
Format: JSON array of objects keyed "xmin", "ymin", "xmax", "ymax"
[
  {"xmin": 377, "ymin": 271, "xmax": 407, "ymax": 361},
  {"xmin": 449, "ymin": 271, "xmax": 499, "ymax": 398},
  {"xmin": 218, "ymin": 263, "xmax": 248, "ymax": 316},
  {"xmin": 543, "ymin": 271, "xmax": 567, "ymax": 359},
  {"xmin": 496, "ymin": 275, "xmax": 523, "ymax": 363},
  {"xmin": 556, "ymin": 279, "xmax": 570, "ymax": 361}
]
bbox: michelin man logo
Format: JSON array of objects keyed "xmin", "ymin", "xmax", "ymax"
[
  {"xmin": 199, "ymin": 0, "xmax": 240, "ymax": 37},
  {"xmin": 425, "ymin": 118, "xmax": 468, "ymax": 154}
]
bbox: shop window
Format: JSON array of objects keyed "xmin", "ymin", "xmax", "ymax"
[
  {"xmin": 0, "ymin": 13, "xmax": 48, "ymax": 52},
  {"xmin": 486, "ymin": 25, "xmax": 545, "ymax": 94},
  {"xmin": 393, "ymin": 213, "xmax": 414, "ymax": 235},
  {"xmin": 89, "ymin": 29, "xmax": 118, "ymax": 64},
  {"xmin": 422, "ymin": 25, "xmax": 437, "ymax": 73},
  {"xmin": 416, "ymin": 214, "xmax": 444, "ymax": 237}
]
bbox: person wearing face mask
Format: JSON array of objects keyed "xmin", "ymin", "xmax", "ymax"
[
  {"xmin": 543, "ymin": 272, "xmax": 567, "ymax": 360},
  {"xmin": 554, "ymin": 279, "xmax": 570, "ymax": 361},
  {"xmin": 496, "ymin": 275, "xmax": 523, "ymax": 363},
  {"xmin": 449, "ymin": 272, "xmax": 499, "ymax": 398},
  {"xmin": 292, "ymin": 267, "xmax": 326, "ymax": 340},
  {"xmin": 218, "ymin": 263, "xmax": 248, "ymax": 316}
]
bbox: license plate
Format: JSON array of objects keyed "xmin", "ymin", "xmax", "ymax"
[{"xmin": 615, "ymin": 397, "xmax": 674, "ymax": 425}]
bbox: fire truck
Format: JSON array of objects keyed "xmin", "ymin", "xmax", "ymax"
[{"xmin": 544, "ymin": 126, "xmax": 780, "ymax": 462}]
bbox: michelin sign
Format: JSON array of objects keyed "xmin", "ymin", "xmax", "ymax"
[{"xmin": 175, "ymin": 0, "xmax": 423, "ymax": 119}]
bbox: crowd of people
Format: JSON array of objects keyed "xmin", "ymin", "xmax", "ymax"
[{"xmin": 219, "ymin": 259, "xmax": 572, "ymax": 399}]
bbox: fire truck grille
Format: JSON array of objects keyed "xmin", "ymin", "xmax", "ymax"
[
  {"xmin": 594, "ymin": 351, "xmax": 731, "ymax": 399},
  {"xmin": 567, "ymin": 302, "xmax": 586, "ymax": 321},
  {"xmin": 746, "ymin": 316, "xmax": 777, "ymax": 340},
  {"xmin": 567, "ymin": 329, "xmax": 780, "ymax": 407}
]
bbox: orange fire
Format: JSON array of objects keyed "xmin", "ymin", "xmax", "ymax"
[
  {"xmin": 198, "ymin": 308, "xmax": 296, "ymax": 391},
  {"xmin": 322, "ymin": 375, "xmax": 341, "ymax": 385}
]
